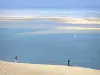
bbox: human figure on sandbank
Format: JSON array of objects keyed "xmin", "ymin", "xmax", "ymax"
[
  {"xmin": 68, "ymin": 59, "xmax": 70, "ymax": 66},
  {"xmin": 15, "ymin": 56, "xmax": 18, "ymax": 62},
  {"xmin": 49, "ymin": 61, "xmax": 52, "ymax": 64}
]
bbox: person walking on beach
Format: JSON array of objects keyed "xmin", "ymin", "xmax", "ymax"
[
  {"xmin": 15, "ymin": 56, "xmax": 18, "ymax": 62},
  {"xmin": 49, "ymin": 61, "xmax": 52, "ymax": 64},
  {"xmin": 68, "ymin": 59, "xmax": 70, "ymax": 66}
]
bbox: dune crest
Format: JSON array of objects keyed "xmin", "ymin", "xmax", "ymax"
[{"xmin": 0, "ymin": 61, "xmax": 100, "ymax": 75}]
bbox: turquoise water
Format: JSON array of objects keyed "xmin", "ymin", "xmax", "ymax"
[
  {"xmin": 1, "ymin": 0, "xmax": 100, "ymax": 70},
  {"xmin": 0, "ymin": 28, "xmax": 100, "ymax": 70},
  {"xmin": 0, "ymin": 17, "xmax": 100, "ymax": 70}
]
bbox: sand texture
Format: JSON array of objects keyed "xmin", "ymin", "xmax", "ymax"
[{"xmin": 0, "ymin": 61, "xmax": 100, "ymax": 75}]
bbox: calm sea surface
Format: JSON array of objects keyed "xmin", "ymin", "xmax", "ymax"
[{"xmin": 0, "ymin": 20, "xmax": 100, "ymax": 70}]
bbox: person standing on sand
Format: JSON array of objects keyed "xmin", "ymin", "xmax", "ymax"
[
  {"xmin": 68, "ymin": 59, "xmax": 70, "ymax": 66},
  {"xmin": 15, "ymin": 56, "xmax": 18, "ymax": 62},
  {"xmin": 49, "ymin": 61, "xmax": 52, "ymax": 64}
]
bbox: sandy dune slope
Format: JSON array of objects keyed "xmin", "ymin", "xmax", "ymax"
[{"xmin": 0, "ymin": 61, "xmax": 100, "ymax": 75}]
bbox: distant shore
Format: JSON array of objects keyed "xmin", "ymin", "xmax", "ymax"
[
  {"xmin": 0, "ymin": 61, "xmax": 100, "ymax": 75},
  {"xmin": 56, "ymin": 26, "xmax": 100, "ymax": 30},
  {"xmin": 0, "ymin": 17, "xmax": 100, "ymax": 24}
]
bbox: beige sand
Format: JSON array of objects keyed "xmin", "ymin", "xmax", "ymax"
[
  {"xmin": 53, "ymin": 17, "xmax": 100, "ymax": 24},
  {"xmin": 0, "ymin": 61, "xmax": 100, "ymax": 75},
  {"xmin": 56, "ymin": 26, "xmax": 100, "ymax": 30},
  {"xmin": 0, "ymin": 17, "xmax": 100, "ymax": 24}
]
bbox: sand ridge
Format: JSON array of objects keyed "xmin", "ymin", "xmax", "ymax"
[
  {"xmin": 0, "ymin": 61, "xmax": 100, "ymax": 75},
  {"xmin": 0, "ymin": 17, "xmax": 100, "ymax": 24}
]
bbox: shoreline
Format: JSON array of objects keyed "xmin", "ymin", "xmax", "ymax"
[
  {"xmin": 0, "ymin": 60, "xmax": 100, "ymax": 75},
  {"xmin": 0, "ymin": 17, "xmax": 100, "ymax": 24}
]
